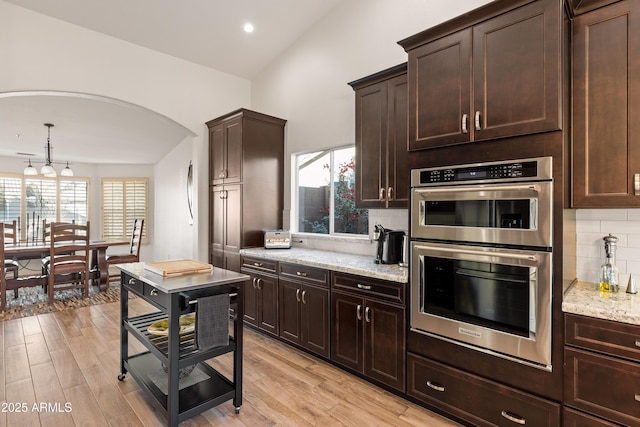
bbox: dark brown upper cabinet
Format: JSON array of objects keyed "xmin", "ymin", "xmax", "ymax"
[
  {"xmin": 572, "ymin": 0, "xmax": 640, "ymax": 207},
  {"xmin": 398, "ymin": 0, "xmax": 562, "ymax": 150},
  {"xmin": 349, "ymin": 64, "xmax": 409, "ymax": 208}
]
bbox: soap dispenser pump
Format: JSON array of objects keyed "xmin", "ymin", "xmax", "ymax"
[{"xmin": 599, "ymin": 234, "xmax": 620, "ymax": 293}]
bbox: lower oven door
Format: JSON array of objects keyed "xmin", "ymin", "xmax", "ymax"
[{"xmin": 410, "ymin": 241, "xmax": 552, "ymax": 370}]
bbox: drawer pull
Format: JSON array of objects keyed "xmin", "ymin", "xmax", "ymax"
[
  {"xmin": 128, "ymin": 278, "xmax": 135, "ymax": 285},
  {"xmin": 357, "ymin": 284, "xmax": 372, "ymax": 290},
  {"xmin": 501, "ymin": 410, "xmax": 526, "ymax": 425},
  {"xmin": 426, "ymin": 381, "xmax": 445, "ymax": 392},
  {"xmin": 150, "ymin": 289, "xmax": 158, "ymax": 296},
  {"xmin": 296, "ymin": 271, "xmax": 308, "ymax": 277},
  {"xmin": 635, "ymin": 340, "xmax": 640, "ymax": 348},
  {"xmin": 253, "ymin": 262, "xmax": 263, "ymax": 267}
]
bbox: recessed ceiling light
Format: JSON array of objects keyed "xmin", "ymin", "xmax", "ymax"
[{"xmin": 243, "ymin": 23, "xmax": 254, "ymax": 33}]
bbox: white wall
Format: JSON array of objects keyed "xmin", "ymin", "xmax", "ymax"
[
  {"xmin": 252, "ymin": 0, "xmax": 494, "ymax": 220},
  {"xmin": 0, "ymin": 1, "xmax": 252, "ymax": 262}
]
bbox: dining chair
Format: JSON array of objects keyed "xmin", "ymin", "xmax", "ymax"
[
  {"xmin": 3, "ymin": 220, "xmax": 19, "ymax": 280},
  {"xmin": 46, "ymin": 222, "xmax": 90, "ymax": 303},
  {"xmin": 106, "ymin": 219, "xmax": 144, "ymax": 283}
]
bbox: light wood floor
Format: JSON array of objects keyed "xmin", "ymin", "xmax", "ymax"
[{"xmin": 0, "ymin": 297, "xmax": 461, "ymax": 426}]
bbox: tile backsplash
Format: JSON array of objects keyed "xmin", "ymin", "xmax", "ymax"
[{"xmin": 575, "ymin": 209, "xmax": 640, "ymax": 287}]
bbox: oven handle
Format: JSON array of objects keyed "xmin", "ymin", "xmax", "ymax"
[
  {"xmin": 413, "ymin": 184, "xmax": 538, "ymax": 195},
  {"xmin": 456, "ymin": 269, "xmax": 529, "ymax": 284},
  {"xmin": 413, "ymin": 244, "xmax": 538, "ymax": 262}
]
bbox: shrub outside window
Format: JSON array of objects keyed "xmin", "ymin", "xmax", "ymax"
[{"xmin": 296, "ymin": 147, "xmax": 368, "ymax": 235}]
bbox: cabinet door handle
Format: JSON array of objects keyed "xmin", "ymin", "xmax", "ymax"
[
  {"xmin": 257, "ymin": 278, "xmax": 262, "ymax": 290},
  {"xmin": 475, "ymin": 111, "xmax": 482, "ymax": 131},
  {"xmin": 500, "ymin": 411, "xmax": 526, "ymax": 425},
  {"xmin": 461, "ymin": 113, "xmax": 468, "ymax": 134},
  {"xmin": 301, "ymin": 290, "xmax": 307, "ymax": 304},
  {"xmin": 379, "ymin": 187, "xmax": 385, "ymax": 201},
  {"xmin": 365, "ymin": 306, "xmax": 371, "ymax": 323},
  {"xmin": 635, "ymin": 394, "xmax": 640, "ymax": 402},
  {"xmin": 296, "ymin": 288, "xmax": 301, "ymax": 302},
  {"xmin": 150, "ymin": 289, "xmax": 158, "ymax": 296},
  {"xmin": 634, "ymin": 173, "xmax": 640, "ymax": 196},
  {"xmin": 357, "ymin": 284, "xmax": 372, "ymax": 290},
  {"xmin": 356, "ymin": 304, "xmax": 362, "ymax": 320},
  {"xmin": 387, "ymin": 187, "xmax": 393, "ymax": 201},
  {"xmin": 219, "ymin": 170, "xmax": 227, "ymax": 179},
  {"xmin": 426, "ymin": 381, "xmax": 445, "ymax": 392},
  {"xmin": 296, "ymin": 271, "xmax": 307, "ymax": 277},
  {"xmin": 252, "ymin": 278, "xmax": 257, "ymax": 289}
]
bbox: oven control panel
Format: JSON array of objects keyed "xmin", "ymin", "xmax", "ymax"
[{"xmin": 412, "ymin": 157, "xmax": 551, "ymax": 186}]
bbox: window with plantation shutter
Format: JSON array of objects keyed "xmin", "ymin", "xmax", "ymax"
[
  {"xmin": 102, "ymin": 178, "xmax": 148, "ymax": 242},
  {"xmin": 0, "ymin": 173, "xmax": 90, "ymax": 243},
  {"xmin": 0, "ymin": 175, "xmax": 22, "ymax": 224}
]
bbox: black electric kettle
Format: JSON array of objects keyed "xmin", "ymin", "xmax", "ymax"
[{"xmin": 374, "ymin": 224, "xmax": 405, "ymax": 264}]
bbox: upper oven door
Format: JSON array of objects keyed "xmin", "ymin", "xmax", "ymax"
[{"xmin": 411, "ymin": 181, "xmax": 552, "ymax": 248}]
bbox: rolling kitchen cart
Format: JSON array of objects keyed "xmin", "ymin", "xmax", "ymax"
[{"xmin": 116, "ymin": 261, "xmax": 248, "ymax": 426}]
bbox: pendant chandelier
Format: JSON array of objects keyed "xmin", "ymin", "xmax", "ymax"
[{"xmin": 23, "ymin": 123, "xmax": 73, "ymax": 177}]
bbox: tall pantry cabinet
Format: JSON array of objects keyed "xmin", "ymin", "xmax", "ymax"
[{"xmin": 207, "ymin": 109, "xmax": 286, "ymax": 272}]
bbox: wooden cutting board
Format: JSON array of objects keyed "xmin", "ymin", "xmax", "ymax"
[{"xmin": 144, "ymin": 259, "xmax": 213, "ymax": 277}]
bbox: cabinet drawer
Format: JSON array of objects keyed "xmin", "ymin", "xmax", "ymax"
[
  {"xmin": 332, "ymin": 272, "xmax": 405, "ymax": 305},
  {"xmin": 565, "ymin": 313, "xmax": 640, "ymax": 362},
  {"xmin": 279, "ymin": 262, "xmax": 329, "ymax": 287},
  {"xmin": 564, "ymin": 407, "xmax": 619, "ymax": 427},
  {"xmin": 241, "ymin": 256, "xmax": 277, "ymax": 275},
  {"xmin": 408, "ymin": 353, "xmax": 560, "ymax": 426},
  {"xmin": 565, "ymin": 347, "xmax": 640, "ymax": 425},
  {"xmin": 122, "ymin": 274, "xmax": 143, "ymax": 296}
]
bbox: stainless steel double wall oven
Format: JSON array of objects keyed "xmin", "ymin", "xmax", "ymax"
[{"xmin": 410, "ymin": 157, "xmax": 553, "ymax": 369}]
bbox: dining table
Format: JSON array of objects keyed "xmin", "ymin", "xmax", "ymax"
[{"xmin": 4, "ymin": 240, "xmax": 119, "ymax": 291}]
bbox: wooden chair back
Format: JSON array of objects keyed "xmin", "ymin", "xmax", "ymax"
[
  {"xmin": 3, "ymin": 220, "xmax": 17, "ymax": 245},
  {"xmin": 128, "ymin": 219, "xmax": 144, "ymax": 258},
  {"xmin": 47, "ymin": 222, "xmax": 90, "ymax": 302}
]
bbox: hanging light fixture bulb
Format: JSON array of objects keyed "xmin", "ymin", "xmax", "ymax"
[
  {"xmin": 23, "ymin": 159, "xmax": 38, "ymax": 175},
  {"xmin": 60, "ymin": 161, "xmax": 74, "ymax": 177}
]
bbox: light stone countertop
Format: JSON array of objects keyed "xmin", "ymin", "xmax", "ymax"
[
  {"xmin": 562, "ymin": 280, "xmax": 640, "ymax": 326},
  {"xmin": 239, "ymin": 247, "xmax": 409, "ymax": 283}
]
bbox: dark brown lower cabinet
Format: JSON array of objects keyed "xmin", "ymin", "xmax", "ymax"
[
  {"xmin": 331, "ymin": 272, "xmax": 406, "ymax": 392},
  {"xmin": 240, "ymin": 258, "xmax": 278, "ymax": 336},
  {"xmin": 564, "ymin": 313, "xmax": 640, "ymax": 426},
  {"xmin": 279, "ymin": 277, "xmax": 330, "ymax": 358},
  {"xmin": 407, "ymin": 353, "xmax": 560, "ymax": 426}
]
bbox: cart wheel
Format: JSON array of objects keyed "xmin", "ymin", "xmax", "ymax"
[
  {"xmin": 235, "ymin": 407, "xmax": 241, "ymax": 414},
  {"xmin": 117, "ymin": 374, "xmax": 126, "ymax": 381}
]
